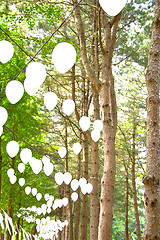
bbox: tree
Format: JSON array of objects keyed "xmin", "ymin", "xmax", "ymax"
[{"xmin": 143, "ymin": 0, "xmax": 160, "ymax": 238}]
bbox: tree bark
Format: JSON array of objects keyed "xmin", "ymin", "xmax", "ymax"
[
  {"xmin": 132, "ymin": 122, "xmax": 141, "ymax": 240},
  {"xmin": 74, "ymin": 144, "xmax": 81, "ymax": 240},
  {"xmin": 143, "ymin": 0, "xmax": 160, "ymax": 239},
  {"xmin": 80, "ymin": 135, "xmax": 88, "ymax": 240},
  {"xmin": 90, "ymin": 88, "xmax": 100, "ymax": 240}
]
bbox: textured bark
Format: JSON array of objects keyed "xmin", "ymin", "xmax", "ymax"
[
  {"xmin": 125, "ymin": 165, "xmax": 129, "ymax": 240},
  {"xmin": 74, "ymin": 148, "xmax": 81, "ymax": 240},
  {"xmin": 143, "ymin": 0, "xmax": 160, "ymax": 239},
  {"xmin": 80, "ymin": 135, "xmax": 88, "ymax": 240},
  {"xmin": 132, "ymin": 122, "xmax": 141, "ymax": 240},
  {"xmin": 90, "ymin": 88, "xmax": 100, "ymax": 240},
  {"xmin": 65, "ymin": 123, "xmax": 73, "ymax": 240},
  {"xmin": 74, "ymin": 1, "xmax": 120, "ymax": 238}
]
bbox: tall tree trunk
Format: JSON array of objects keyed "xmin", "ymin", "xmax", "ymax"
[
  {"xmin": 132, "ymin": 122, "xmax": 141, "ymax": 240},
  {"xmin": 80, "ymin": 135, "xmax": 88, "ymax": 240},
  {"xmin": 124, "ymin": 163, "xmax": 129, "ymax": 240},
  {"xmin": 74, "ymin": 1, "xmax": 120, "ymax": 238},
  {"xmin": 143, "ymin": 0, "xmax": 160, "ymax": 239},
  {"xmin": 65, "ymin": 123, "xmax": 73, "ymax": 240},
  {"xmin": 74, "ymin": 143, "xmax": 81, "ymax": 240},
  {"xmin": 90, "ymin": 88, "xmax": 100, "ymax": 240}
]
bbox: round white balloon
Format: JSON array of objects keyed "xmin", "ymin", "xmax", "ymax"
[
  {"xmin": 72, "ymin": 142, "xmax": 82, "ymax": 155},
  {"xmin": 63, "ymin": 172, "xmax": 72, "ymax": 185},
  {"xmin": 20, "ymin": 148, "xmax": 32, "ymax": 164},
  {"xmin": 19, "ymin": 178, "xmax": 25, "ymax": 187},
  {"xmin": 36, "ymin": 193, "xmax": 42, "ymax": 201},
  {"xmin": 24, "ymin": 78, "xmax": 40, "ymax": 96},
  {"xmin": 99, "ymin": 0, "xmax": 127, "ymax": 16},
  {"xmin": 79, "ymin": 116, "xmax": 90, "ymax": 132},
  {"xmin": 52, "ymin": 42, "xmax": 76, "ymax": 74},
  {"xmin": 5, "ymin": 80, "xmax": 24, "ymax": 104},
  {"xmin": 55, "ymin": 172, "xmax": 64, "ymax": 185},
  {"xmin": 6, "ymin": 140, "xmax": 19, "ymax": 158},
  {"xmin": 71, "ymin": 192, "xmax": 78, "ymax": 202},
  {"xmin": 25, "ymin": 186, "xmax": 31, "ymax": 195},
  {"xmin": 0, "ymin": 40, "xmax": 14, "ymax": 63},
  {"xmin": 79, "ymin": 177, "xmax": 87, "ymax": 188},
  {"xmin": 0, "ymin": 107, "xmax": 8, "ymax": 126},
  {"xmin": 18, "ymin": 163, "xmax": 25, "ymax": 173},
  {"xmin": 71, "ymin": 179, "xmax": 79, "ymax": 191},
  {"xmin": 43, "ymin": 162, "xmax": 54, "ymax": 176},
  {"xmin": 58, "ymin": 147, "xmax": 67, "ymax": 158},
  {"xmin": 62, "ymin": 99, "xmax": 75, "ymax": 116},
  {"xmin": 91, "ymin": 130, "xmax": 100, "ymax": 142},
  {"xmin": 10, "ymin": 175, "xmax": 16, "ymax": 184},
  {"xmin": 86, "ymin": 183, "xmax": 93, "ymax": 194},
  {"xmin": 25, "ymin": 62, "xmax": 46, "ymax": 85},
  {"xmin": 32, "ymin": 188, "xmax": 37, "ymax": 196},
  {"xmin": 44, "ymin": 92, "xmax": 58, "ymax": 111},
  {"xmin": 93, "ymin": 119, "xmax": 103, "ymax": 132},
  {"xmin": 62, "ymin": 197, "xmax": 69, "ymax": 207},
  {"xmin": 7, "ymin": 168, "xmax": 14, "ymax": 177}
]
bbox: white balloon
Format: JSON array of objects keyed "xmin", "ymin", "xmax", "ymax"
[
  {"xmin": 71, "ymin": 179, "xmax": 79, "ymax": 191},
  {"xmin": 29, "ymin": 157, "xmax": 42, "ymax": 174},
  {"xmin": 79, "ymin": 116, "xmax": 90, "ymax": 132},
  {"xmin": 93, "ymin": 119, "xmax": 103, "ymax": 132},
  {"xmin": 25, "ymin": 62, "xmax": 46, "ymax": 85},
  {"xmin": 36, "ymin": 193, "xmax": 42, "ymax": 201},
  {"xmin": 10, "ymin": 175, "xmax": 16, "ymax": 184},
  {"xmin": 91, "ymin": 130, "xmax": 100, "ymax": 142},
  {"xmin": 18, "ymin": 163, "xmax": 25, "ymax": 173},
  {"xmin": 0, "ymin": 126, "xmax": 3, "ymax": 136},
  {"xmin": 37, "ymin": 207, "xmax": 42, "ymax": 215},
  {"xmin": 79, "ymin": 178, "xmax": 87, "ymax": 188},
  {"xmin": 63, "ymin": 172, "xmax": 72, "ymax": 185},
  {"xmin": 54, "ymin": 172, "xmax": 64, "ymax": 185},
  {"xmin": 62, "ymin": 197, "xmax": 68, "ymax": 207},
  {"xmin": 58, "ymin": 147, "xmax": 67, "ymax": 158},
  {"xmin": 47, "ymin": 200, "xmax": 52, "ymax": 208},
  {"xmin": 71, "ymin": 192, "xmax": 78, "ymax": 202},
  {"xmin": 32, "ymin": 188, "xmax": 37, "ymax": 196},
  {"xmin": 81, "ymin": 185, "xmax": 87, "ymax": 195},
  {"xmin": 41, "ymin": 204, "xmax": 47, "ymax": 210},
  {"xmin": 47, "ymin": 208, "xmax": 51, "ymax": 214},
  {"xmin": 42, "ymin": 156, "xmax": 50, "ymax": 165},
  {"xmin": 25, "ymin": 186, "xmax": 31, "ymax": 195},
  {"xmin": 99, "ymin": 0, "xmax": 127, "ymax": 16},
  {"xmin": 19, "ymin": 178, "xmax": 25, "ymax": 187},
  {"xmin": 44, "ymin": 193, "xmax": 50, "ymax": 201},
  {"xmin": 86, "ymin": 183, "xmax": 93, "ymax": 194},
  {"xmin": 58, "ymin": 199, "xmax": 63, "ymax": 208},
  {"xmin": 5, "ymin": 80, "xmax": 24, "ymax": 104},
  {"xmin": 62, "ymin": 99, "xmax": 75, "ymax": 116},
  {"xmin": 6, "ymin": 140, "xmax": 19, "ymax": 158},
  {"xmin": 43, "ymin": 162, "xmax": 54, "ymax": 176},
  {"xmin": 72, "ymin": 142, "xmax": 82, "ymax": 155},
  {"xmin": 64, "ymin": 220, "xmax": 69, "ymax": 226},
  {"xmin": 52, "ymin": 42, "xmax": 76, "ymax": 74},
  {"xmin": 0, "ymin": 40, "xmax": 14, "ymax": 63},
  {"xmin": 7, "ymin": 168, "xmax": 14, "ymax": 177},
  {"xmin": 0, "ymin": 107, "xmax": 8, "ymax": 126},
  {"xmin": 20, "ymin": 148, "xmax": 32, "ymax": 164},
  {"xmin": 44, "ymin": 92, "xmax": 58, "ymax": 111},
  {"xmin": 24, "ymin": 78, "xmax": 40, "ymax": 96}
]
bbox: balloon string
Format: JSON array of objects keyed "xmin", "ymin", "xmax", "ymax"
[{"xmin": 0, "ymin": 0, "xmax": 82, "ymax": 82}]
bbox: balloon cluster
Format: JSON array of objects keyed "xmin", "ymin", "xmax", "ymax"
[{"xmin": 36, "ymin": 217, "xmax": 69, "ymax": 239}]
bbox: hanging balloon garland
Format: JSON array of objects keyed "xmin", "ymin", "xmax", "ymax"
[{"xmin": 0, "ymin": 0, "xmax": 128, "ymax": 238}]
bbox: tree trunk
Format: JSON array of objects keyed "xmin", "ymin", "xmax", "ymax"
[
  {"xmin": 80, "ymin": 135, "xmax": 88, "ymax": 240},
  {"xmin": 90, "ymin": 88, "xmax": 100, "ymax": 240},
  {"xmin": 74, "ymin": 145, "xmax": 81, "ymax": 240},
  {"xmin": 125, "ymin": 165, "xmax": 129, "ymax": 240},
  {"xmin": 132, "ymin": 122, "xmax": 141, "ymax": 240},
  {"xmin": 143, "ymin": 0, "xmax": 160, "ymax": 239}
]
